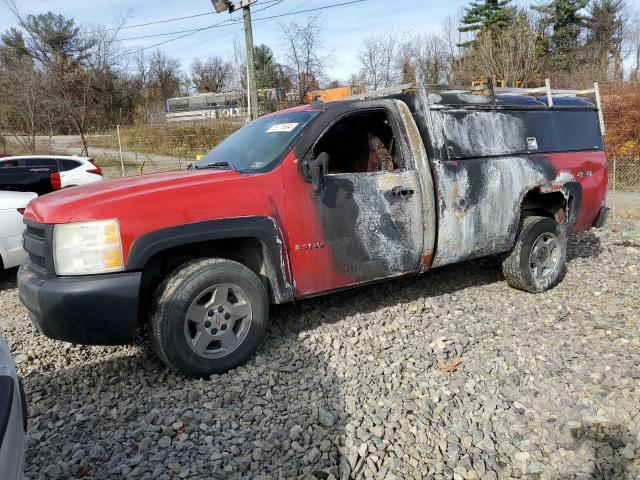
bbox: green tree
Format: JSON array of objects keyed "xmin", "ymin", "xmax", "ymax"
[
  {"xmin": 2, "ymin": 11, "xmax": 96, "ymax": 153},
  {"xmin": 2, "ymin": 12, "xmax": 93, "ymax": 64},
  {"xmin": 584, "ymin": 0, "xmax": 626, "ymax": 80},
  {"xmin": 459, "ymin": 0, "xmax": 514, "ymax": 46},
  {"xmin": 254, "ymin": 44, "xmax": 278, "ymax": 89},
  {"xmin": 534, "ymin": 0, "xmax": 588, "ymax": 71}
]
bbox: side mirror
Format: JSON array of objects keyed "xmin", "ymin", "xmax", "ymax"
[{"xmin": 302, "ymin": 152, "xmax": 329, "ymax": 194}]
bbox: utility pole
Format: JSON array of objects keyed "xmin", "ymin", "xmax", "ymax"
[{"xmin": 212, "ymin": 0, "xmax": 259, "ymax": 120}]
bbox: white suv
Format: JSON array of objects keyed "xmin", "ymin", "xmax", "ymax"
[
  {"xmin": 0, "ymin": 191, "xmax": 37, "ymax": 270},
  {"xmin": 0, "ymin": 155, "xmax": 103, "ymax": 188}
]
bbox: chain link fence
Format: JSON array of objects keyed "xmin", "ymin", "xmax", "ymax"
[
  {"xmin": 608, "ymin": 157, "xmax": 640, "ymax": 219},
  {"xmin": 86, "ymin": 120, "xmax": 242, "ymax": 178}
]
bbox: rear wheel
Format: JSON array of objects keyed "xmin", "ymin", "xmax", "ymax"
[
  {"xmin": 150, "ymin": 258, "xmax": 268, "ymax": 376},
  {"xmin": 502, "ymin": 215, "xmax": 566, "ymax": 293}
]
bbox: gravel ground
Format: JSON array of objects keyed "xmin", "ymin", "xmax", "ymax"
[{"xmin": 0, "ymin": 221, "xmax": 639, "ymax": 480}]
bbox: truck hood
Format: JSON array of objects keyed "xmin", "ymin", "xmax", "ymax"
[{"xmin": 24, "ymin": 169, "xmax": 240, "ymax": 224}]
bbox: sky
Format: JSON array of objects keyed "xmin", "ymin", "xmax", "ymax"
[
  {"xmin": 2, "ymin": 0, "xmax": 640, "ymax": 82},
  {"xmin": 0, "ymin": 0, "xmax": 485, "ymax": 82}
]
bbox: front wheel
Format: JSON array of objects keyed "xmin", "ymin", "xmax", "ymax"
[
  {"xmin": 502, "ymin": 216, "xmax": 567, "ymax": 293},
  {"xmin": 150, "ymin": 258, "xmax": 268, "ymax": 376}
]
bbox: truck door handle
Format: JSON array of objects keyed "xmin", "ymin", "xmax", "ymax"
[{"xmin": 388, "ymin": 186, "xmax": 415, "ymax": 199}]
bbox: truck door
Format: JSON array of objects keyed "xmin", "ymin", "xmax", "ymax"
[{"xmin": 283, "ymin": 100, "xmax": 431, "ymax": 296}]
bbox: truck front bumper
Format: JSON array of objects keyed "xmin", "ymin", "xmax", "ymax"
[{"xmin": 18, "ymin": 262, "xmax": 141, "ymax": 345}]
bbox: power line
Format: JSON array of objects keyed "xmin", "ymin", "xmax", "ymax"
[
  {"xmin": 251, "ymin": 0, "xmax": 286, "ymax": 14},
  {"xmin": 115, "ymin": 0, "xmax": 358, "ymax": 106},
  {"xmin": 251, "ymin": 0, "xmax": 364, "ymax": 23},
  {"xmin": 96, "ymin": 0, "xmax": 283, "ymax": 32},
  {"xmin": 165, "ymin": 0, "xmax": 312, "ymax": 56},
  {"xmin": 166, "ymin": 29, "xmax": 238, "ymax": 56},
  {"xmin": 120, "ymin": 0, "xmax": 364, "ymax": 43},
  {"xmin": 120, "ymin": 18, "xmax": 238, "ymax": 41}
]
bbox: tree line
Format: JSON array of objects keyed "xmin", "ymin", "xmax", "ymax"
[
  {"xmin": 1, "ymin": 0, "xmax": 639, "ymax": 153},
  {"xmin": 356, "ymin": 0, "xmax": 639, "ymax": 90}
]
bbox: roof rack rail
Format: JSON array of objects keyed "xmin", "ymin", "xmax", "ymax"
[{"xmin": 340, "ymin": 78, "xmax": 605, "ymax": 136}]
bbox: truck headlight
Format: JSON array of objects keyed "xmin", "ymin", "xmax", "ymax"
[{"xmin": 53, "ymin": 219, "xmax": 123, "ymax": 275}]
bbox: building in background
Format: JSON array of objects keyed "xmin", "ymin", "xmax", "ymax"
[
  {"xmin": 165, "ymin": 92, "xmax": 244, "ymax": 123},
  {"xmin": 304, "ymin": 86, "xmax": 352, "ymax": 104}
]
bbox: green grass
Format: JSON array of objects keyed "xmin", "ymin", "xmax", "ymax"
[{"xmin": 88, "ymin": 121, "xmax": 240, "ymax": 160}]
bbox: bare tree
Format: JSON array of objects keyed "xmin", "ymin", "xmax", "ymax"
[
  {"xmin": 630, "ymin": 11, "xmax": 640, "ymax": 83},
  {"xmin": 442, "ymin": 13, "xmax": 475, "ymax": 85},
  {"xmin": 2, "ymin": 1, "xmax": 96, "ymax": 154},
  {"xmin": 191, "ymin": 56, "xmax": 231, "ymax": 93},
  {"xmin": 0, "ymin": 52, "xmax": 46, "ymax": 152},
  {"xmin": 398, "ymin": 33, "xmax": 450, "ymax": 85},
  {"xmin": 85, "ymin": 17, "xmax": 128, "ymax": 128},
  {"xmin": 148, "ymin": 50, "xmax": 181, "ymax": 101},
  {"xmin": 584, "ymin": 0, "xmax": 631, "ymax": 83},
  {"xmin": 279, "ymin": 15, "xmax": 329, "ymax": 102},
  {"xmin": 349, "ymin": 72, "xmax": 367, "ymax": 94},
  {"xmin": 462, "ymin": 11, "xmax": 542, "ymax": 87},
  {"xmin": 358, "ymin": 30, "xmax": 399, "ymax": 90},
  {"xmin": 86, "ymin": 16, "xmax": 126, "ymax": 73}
]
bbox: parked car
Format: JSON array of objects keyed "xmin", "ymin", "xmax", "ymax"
[
  {"xmin": 0, "ymin": 160, "xmax": 60, "ymax": 196},
  {"xmin": 0, "ymin": 155, "xmax": 102, "ymax": 190},
  {"xmin": 0, "ymin": 334, "xmax": 27, "ymax": 480},
  {"xmin": 0, "ymin": 191, "xmax": 37, "ymax": 270},
  {"xmin": 17, "ymin": 83, "xmax": 609, "ymax": 376}
]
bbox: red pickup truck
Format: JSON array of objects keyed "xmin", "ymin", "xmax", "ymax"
[{"xmin": 18, "ymin": 85, "xmax": 609, "ymax": 376}]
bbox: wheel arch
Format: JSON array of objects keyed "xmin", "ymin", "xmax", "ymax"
[
  {"xmin": 127, "ymin": 217, "xmax": 293, "ymax": 309},
  {"xmin": 518, "ymin": 182, "xmax": 582, "ymax": 232}
]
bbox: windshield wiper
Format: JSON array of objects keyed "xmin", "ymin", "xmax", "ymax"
[{"xmin": 196, "ymin": 161, "xmax": 236, "ymax": 171}]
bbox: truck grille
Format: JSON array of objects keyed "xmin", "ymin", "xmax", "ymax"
[
  {"xmin": 26, "ymin": 225, "xmax": 46, "ymax": 239},
  {"xmin": 23, "ymin": 221, "xmax": 51, "ymax": 274},
  {"xmin": 28, "ymin": 253, "xmax": 46, "ymax": 269}
]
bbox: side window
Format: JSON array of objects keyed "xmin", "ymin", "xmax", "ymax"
[
  {"xmin": 0, "ymin": 159, "xmax": 18, "ymax": 168},
  {"xmin": 59, "ymin": 159, "xmax": 81, "ymax": 171},
  {"xmin": 314, "ymin": 110, "xmax": 402, "ymax": 174},
  {"xmin": 22, "ymin": 157, "xmax": 58, "ymax": 167}
]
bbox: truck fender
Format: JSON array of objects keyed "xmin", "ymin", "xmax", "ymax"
[{"xmin": 126, "ymin": 216, "xmax": 293, "ymax": 303}]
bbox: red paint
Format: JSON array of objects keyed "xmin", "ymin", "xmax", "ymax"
[
  {"xmin": 25, "ymin": 168, "xmax": 288, "ymax": 268},
  {"xmin": 545, "ymin": 151, "xmax": 608, "ymax": 232},
  {"xmin": 280, "ymin": 152, "xmax": 353, "ymax": 296}
]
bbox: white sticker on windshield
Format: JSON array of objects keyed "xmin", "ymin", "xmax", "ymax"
[{"xmin": 267, "ymin": 123, "xmax": 299, "ymax": 133}]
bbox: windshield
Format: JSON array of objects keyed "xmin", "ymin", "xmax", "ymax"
[{"xmin": 193, "ymin": 110, "xmax": 319, "ymax": 173}]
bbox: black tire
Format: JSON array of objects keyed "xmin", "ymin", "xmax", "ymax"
[
  {"xmin": 502, "ymin": 215, "xmax": 567, "ymax": 293},
  {"xmin": 150, "ymin": 258, "xmax": 268, "ymax": 376}
]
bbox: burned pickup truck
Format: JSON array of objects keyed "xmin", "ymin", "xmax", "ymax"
[{"xmin": 18, "ymin": 81, "xmax": 608, "ymax": 376}]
